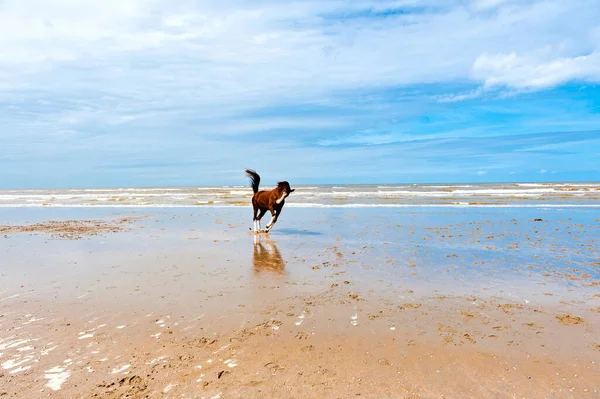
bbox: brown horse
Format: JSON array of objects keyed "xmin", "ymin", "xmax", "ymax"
[{"xmin": 245, "ymin": 169, "xmax": 294, "ymax": 233}]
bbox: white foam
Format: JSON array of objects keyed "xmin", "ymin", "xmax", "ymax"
[
  {"xmin": 163, "ymin": 383, "xmax": 175, "ymax": 392},
  {"xmin": 0, "ymin": 294, "xmax": 21, "ymax": 301},
  {"xmin": 22, "ymin": 316, "xmax": 44, "ymax": 325},
  {"xmin": 295, "ymin": 313, "xmax": 305, "ymax": 326},
  {"xmin": 228, "ymin": 190, "xmax": 253, "ymax": 195},
  {"xmin": 41, "ymin": 345, "xmax": 58, "ymax": 356},
  {"xmin": 111, "ymin": 364, "xmax": 130, "ymax": 374},
  {"xmin": 2, "ymin": 356, "xmax": 33, "ymax": 370},
  {"xmin": 10, "ymin": 365, "xmax": 31, "ymax": 374},
  {"xmin": 213, "ymin": 344, "xmax": 230, "ymax": 354},
  {"xmin": 146, "ymin": 356, "xmax": 167, "ymax": 365},
  {"xmin": 0, "ymin": 339, "xmax": 31, "ymax": 351},
  {"xmin": 44, "ymin": 366, "xmax": 70, "ymax": 391},
  {"xmin": 1, "ymin": 183, "xmax": 598, "ymax": 208}
]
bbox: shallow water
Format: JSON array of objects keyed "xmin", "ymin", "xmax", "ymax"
[
  {"xmin": 1, "ymin": 207, "xmax": 599, "ymax": 398},
  {"xmin": 1, "ymin": 207, "xmax": 598, "ymax": 311}
]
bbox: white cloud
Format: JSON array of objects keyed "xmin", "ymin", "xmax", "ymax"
[
  {"xmin": 540, "ymin": 169, "xmax": 548, "ymax": 174},
  {"xmin": 2, "ymin": 0, "xmax": 599, "ymax": 111},
  {"xmin": 1, "ymin": 0, "xmax": 600, "ymax": 186},
  {"xmin": 477, "ymin": 170, "xmax": 488, "ymax": 175},
  {"xmin": 470, "ymin": 0, "xmax": 508, "ymax": 10},
  {"xmin": 472, "ymin": 51, "xmax": 600, "ymax": 90},
  {"xmin": 436, "ymin": 88, "xmax": 485, "ymax": 103},
  {"xmin": 317, "ymin": 133, "xmax": 400, "ymax": 146}
]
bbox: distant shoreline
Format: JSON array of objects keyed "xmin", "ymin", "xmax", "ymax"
[{"xmin": 1, "ymin": 183, "xmax": 599, "ymax": 208}]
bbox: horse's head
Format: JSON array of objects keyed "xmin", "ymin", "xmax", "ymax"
[{"xmin": 276, "ymin": 181, "xmax": 295, "ymax": 203}]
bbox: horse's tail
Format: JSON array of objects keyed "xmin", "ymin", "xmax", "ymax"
[{"xmin": 245, "ymin": 169, "xmax": 261, "ymax": 193}]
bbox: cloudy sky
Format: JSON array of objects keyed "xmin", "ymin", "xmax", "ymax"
[{"xmin": 1, "ymin": 0, "xmax": 599, "ymax": 187}]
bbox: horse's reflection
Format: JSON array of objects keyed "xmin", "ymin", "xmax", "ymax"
[{"xmin": 253, "ymin": 234, "xmax": 285, "ymax": 274}]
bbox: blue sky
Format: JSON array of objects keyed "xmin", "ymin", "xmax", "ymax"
[{"xmin": 1, "ymin": 0, "xmax": 599, "ymax": 187}]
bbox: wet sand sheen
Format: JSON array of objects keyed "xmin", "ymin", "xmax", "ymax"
[{"xmin": 0, "ymin": 207, "xmax": 599, "ymax": 398}]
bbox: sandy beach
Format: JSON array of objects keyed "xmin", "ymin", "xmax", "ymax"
[
  {"xmin": 1, "ymin": 207, "xmax": 599, "ymax": 398},
  {"xmin": 3, "ymin": 0, "xmax": 600, "ymax": 396}
]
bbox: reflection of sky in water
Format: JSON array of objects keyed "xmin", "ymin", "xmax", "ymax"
[
  {"xmin": 318, "ymin": 208, "xmax": 599, "ymax": 302},
  {"xmin": 1, "ymin": 207, "xmax": 597, "ymax": 308}
]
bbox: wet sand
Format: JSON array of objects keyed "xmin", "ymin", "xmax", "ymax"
[{"xmin": 1, "ymin": 207, "xmax": 599, "ymax": 398}]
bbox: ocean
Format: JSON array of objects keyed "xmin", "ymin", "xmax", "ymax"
[{"xmin": 1, "ymin": 182, "xmax": 599, "ymax": 208}]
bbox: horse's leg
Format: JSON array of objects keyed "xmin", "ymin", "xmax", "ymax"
[
  {"xmin": 252, "ymin": 203, "xmax": 259, "ymax": 232},
  {"xmin": 265, "ymin": 208, "xmax": 280, "ymax": 232},
  {"xmin": 257, "ymin": 208, "xmax": 267, "ymax": 232}
]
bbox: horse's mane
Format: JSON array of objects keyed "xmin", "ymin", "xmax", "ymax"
[{"xmin": 277, "ymin": 181, "xmax": 291, "ymax": 190}]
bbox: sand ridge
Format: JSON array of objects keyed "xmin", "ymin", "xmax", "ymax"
[{"xmin": 0, "ymin": 216, "xmax": 145, "ymax": 239}]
